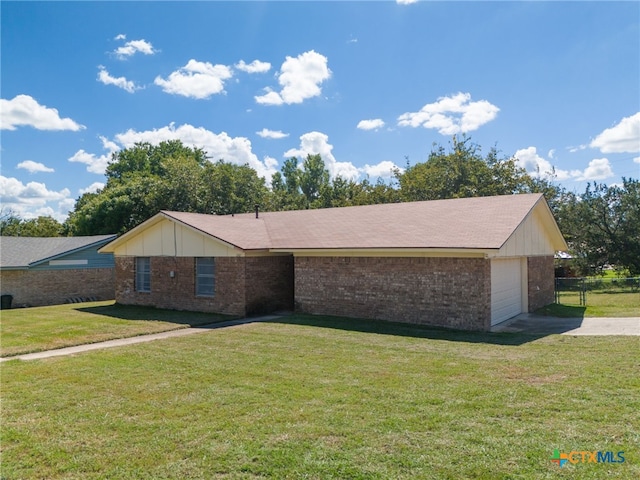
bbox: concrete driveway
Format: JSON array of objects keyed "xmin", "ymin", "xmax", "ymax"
[{"xmin": 491, "ymin": 313, "xmax": 640, "ymax": 335}]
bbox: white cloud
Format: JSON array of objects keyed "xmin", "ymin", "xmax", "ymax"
[
  {"xmin": 397, "ymin": 0, "xmax": 418, "ymax": 4},
  {"xmin": 235, "ymin": 60, "xmax": 271, "ymax": 74},
  {"xmin": 0, "ymin": 175, "xmax": 71, "ymax": 221},
  {"xmin": 68, "ymin": 136, "xmax": 118, "ymax": 174},
  {"xmin": 255, "ymin": 50, "xmax": 331, "ymax": 106},
  {"xmin": 114, "ymin": 38, "xmax": 157, "ymax": 59},
  {"xmin": 284, "ymin": 131, "xmax": 404, "ymax": 181},
  {"xmin": 357, "ymin": 119, "xmax": 385, "ymax": 131},
  {"xmin": 514, "ymin": 147, "xmax": 571, "ymax": 180},
  {"xmin": 17, "ymin": 160, "xmax": 55, "ymax": 174},
  {"xmin": 154, "ymin": 60, "xmax": 233, "ymax": 99},
  {"xmin": 515, "ymin": 146, "xmax": 615, "ymax": 182},
  {"xmin": 114, "ymin": 33, "xmax": 127, "ymax": 41},
  {"xmin": 548, "ymin": 149, "xmax": 556, "ymax": 159},
  {"xmin": 254, "ymin": 90, "xmax": 282, "ymax": 105},
  {"xmin": 1, "ymin": 94, "xmax": 84, "ymax": 131},
  {"xmin": 361, "ymin": 160, "xmax": 403, "ymax": 178},
  {"xmin": 284, "ymin": 131, "xmax": 359, "ymax": 180},
  {"xmin": 97, "ymin": 66, "xmax": 140, "ymax": 93},
  {"xmin": 634, "ymin": 156, "xmax": 640, "ymax": 164},
  {"xmin": 590, "ymin": 112, "xmax": 640, "ymax": 153},
  {"xmin": 114, "ymin": 123, "xmax": 277, "ymax": 180},
  {"xmin": 79, "ymin": 182, "xmax": 105, "ymax": 195},
  {"xmin": 256, "ymin": 128, "xmax": 289, "ymax": 139},
  {"xmin": 574, "ymin": 158, "xmax": 614, "ymax": 181},
  {"xmin": 569, "ymin": 144, "xmax": 588, "ymax": 153},
  {"xmin": 397, "ymin": 92, "xmax": 499, "ymax": 135}
]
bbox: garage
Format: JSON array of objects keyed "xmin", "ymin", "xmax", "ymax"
[{"xmin": 491, "ymin": 258, "xmax": 523, "ymax": 326}]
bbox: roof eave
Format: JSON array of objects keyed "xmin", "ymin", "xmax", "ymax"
[{"xmin": 269, "ymin": 247, "xmax": 497, "ymax": 257}]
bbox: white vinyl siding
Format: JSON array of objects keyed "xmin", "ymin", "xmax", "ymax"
[
  {"xmin": 491, "ymin": 258, "xmax": 523, "ymax": 325},
  {"xmin": 195, "ymin": 257, "xmax": 215, "ymax": 297},
  {"xmin": 135, "ymin": 257, "xmax": 151, "ymax": 292}
]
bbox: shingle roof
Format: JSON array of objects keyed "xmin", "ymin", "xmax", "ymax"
[
  {"xmin": 161, "ymin": 193, "xmax": 554, "ymax": 251},
  {"xmin": 0, "ymin": 235, "xmax": 117, "ymax": 268}
]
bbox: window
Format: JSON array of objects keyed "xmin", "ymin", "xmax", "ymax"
[
  {"xmin": 196, "ymin": 258, "xmax": 215, "ymax": 297},
  {"xmin": 135, "ymin": 257, "xmax": 151, "ymax": 292}
]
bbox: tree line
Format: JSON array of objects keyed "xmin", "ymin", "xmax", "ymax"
[{"xmin": 2, "ymin": 137, "xmax": 638, "ymax": 275}]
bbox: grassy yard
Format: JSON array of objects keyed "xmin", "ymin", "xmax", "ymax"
[
  {"xmin": 2, "ymin": 314, "xmax": 638, "ymax": 479},
  {"xmin": 539, "ymin": 291, "xmax": 639, "ymax": 318},
  {"xmin": 0, "ymin": 301, "xmax": 235, "ymax": 357}
]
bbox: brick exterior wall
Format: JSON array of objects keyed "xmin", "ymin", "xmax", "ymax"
[
  {"xmin": 0, "ymin": 268, "xmax": 115, "ymax": 308},
  {"xmin": 245, "ymin": 256, "xmax": 294, "ymax": 314},
  {"xmin": 527, "ymin": 255, "xmax": 555, "ymax": 312},
  {"xmin": 294, "ymin": 256, "xmax": 492, "ymax": 331},
  {"xmin": 114, "ymin": 255, "xmax": 293, "ymax": 316}
]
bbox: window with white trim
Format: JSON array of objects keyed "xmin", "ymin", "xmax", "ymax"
[
  {"xmin": 195, "ymin": 257, "xmax": 215, "ymax": 297},
  {"xmin": 135, "ymin": 257, "xmax": 151, "ymax": 292}
]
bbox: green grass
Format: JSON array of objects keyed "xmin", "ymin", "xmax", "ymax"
[
  {"xmin": 2, "ymin": 314, "xmax": 638, "ymax": 479},
  {"xmin": 0, "ymin": 301, "xmax": 236, "ymax": 357},
  {"xmin": 543, "ymin": 291, "xmax": 640, "ymax": 318}
]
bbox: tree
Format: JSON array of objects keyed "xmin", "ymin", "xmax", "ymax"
[
  {"xmin": 299, "ymin": 154, "xmax": 330, "ymax": 207},
  {"xmin": 200, "ymin": 161, "xmax": 268, "ymax": 215},
  {"xmin": 0, "ymin": 212, "xmax": 63, "ymax": 237},
  {"xmin": 0, "ymin": 208, "xmax": 22, "ymax": 236},
  {"xmin": 397, "ymin": 136, "xmax": 531, "ymax": 201},
  {"xmin": 105, "ymin": 140, "xmax": 208, "ymax": 181},
  {"xmin": 65, "ymin": 141, "xmax": 268, "ymax": 235},
  {"xmin": 65, "ymin": 176, "xmax": 163, "ymax": 235},
  {"xmin": 559, "ymin": 178, "xmax": 640, "ymax": 275}
]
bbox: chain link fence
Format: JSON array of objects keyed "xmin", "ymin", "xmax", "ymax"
[{"xmin": 555, "ymin": 277, "xmax": 640, "ymax": 306}]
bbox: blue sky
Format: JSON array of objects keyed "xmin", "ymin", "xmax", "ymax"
[{"xmin": 2, "ymin": 0, "xmax": 639, "ymax": 221}]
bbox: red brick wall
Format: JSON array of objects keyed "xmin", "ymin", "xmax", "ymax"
[
  {"xmin": 0, "ymin": 268, "xmax": 115, "ymax": 308},
  {"xmin": 115, "ymin": 256, "xmax": 246, "ymax": 316},
  {"xmin": 527, "ymin": 255, "xmax": 555, "ymax": 311},
  {"xmin": 294, "ymin": 256, "xmax": 491, "ymax": 330},
  {"xmin": 245, "ymin": 256, "xmax": 294, "ymax": 314},
  {"xmin": 115, "ymin": 255, "xmax": 294, "ymax": 316}
]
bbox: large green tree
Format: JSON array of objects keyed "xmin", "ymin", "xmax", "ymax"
[
  {"xmin": 65, "ymin": 141, "xmax": 268, "ymax": 235},
  {"xmin": 559, "ymin": 178, "xmax": 640, "ymax": 275},
  {"xmin": 396, "ymin": 136, "xmax": 531, "ymax": 201},
  {"xmin": 0, "ymin": 210, "xmax": 63, "ymax": 237}
]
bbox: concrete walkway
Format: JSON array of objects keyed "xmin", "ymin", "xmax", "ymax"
[
  {"xmin": 1, "ymin": 315, "xmax": 282, "ymax": 362},
  {"xmin": 4, "ymin": 313, "xmax": 638, "ymax": 362},
  {"xmin": 491, "ymin": 313, "xmax": 640, "ymax": 336}
]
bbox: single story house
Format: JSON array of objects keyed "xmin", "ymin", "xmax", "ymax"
[
  {"xmin": 99, "ymin": 194, "xmax": 567, "ymax": 331},
  {"xmin": 0, "ymin": 235, "xmax": 117, "ymax": 308}
]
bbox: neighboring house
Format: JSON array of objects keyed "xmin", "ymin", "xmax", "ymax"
[
  {"xmin": 99, "ymin": 194, "xmax": 567, "ymax": 331},
  {"xmin": 0, "ymin": 235, "xmax": 117, "ymax": 308}
]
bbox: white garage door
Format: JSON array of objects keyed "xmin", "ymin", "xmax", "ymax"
[{"xmin": 491, "ymin": 258, "xmax": 523, "ymax": 326}]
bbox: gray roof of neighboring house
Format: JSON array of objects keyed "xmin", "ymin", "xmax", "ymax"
[
  {"xmin": 152, "ymin": 193, "xmax": 564, "ymax": 251},
  {"xmin": 0, "ymin": 235, "xmax": 117, "ymax": 269}
]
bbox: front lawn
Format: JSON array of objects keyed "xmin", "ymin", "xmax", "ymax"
[
  {"xmin": 0, "ymin": 301, "xmax": 235, "ymax": 357},
  {"xmin": 2, "ymin": 314, "xmax": 638, "ymax": 479}
]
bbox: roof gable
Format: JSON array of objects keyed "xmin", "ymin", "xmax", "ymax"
[
  {"xmin": 101, "ymin": 216, "xmax": 244, "ymax": 257},
  {"xmin": 0, "ymin": 235, "xmax": 117, "ymax": 269}
]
